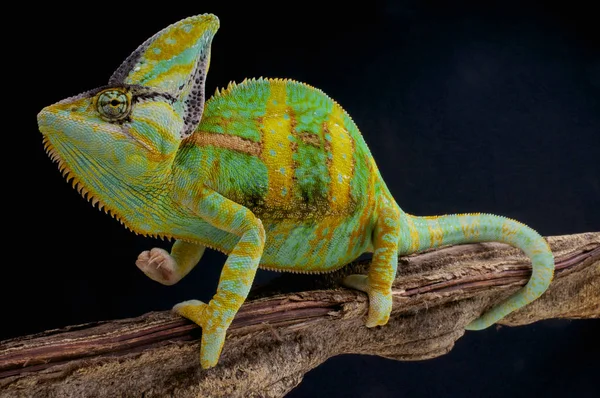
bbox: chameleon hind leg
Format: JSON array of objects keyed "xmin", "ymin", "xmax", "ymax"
[
  {"xmin": 173, "ymin": 189, "xmax": 265, "ymax": 369},
  {"xmin": 343, "ymin": 206, "xmax": 401, "ymax": 327},
  {"xmin": 136, "ymin": 240, "xmax": 206, "ymax": 286}
]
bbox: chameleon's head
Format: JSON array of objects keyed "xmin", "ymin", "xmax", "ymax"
[
  {"xmin": 38, "ymin": 85, "xmax": 185, "ymax": 180},
  {"xmin": 37, "ymin": 14, "xmax": 219, "ymax": 201}
]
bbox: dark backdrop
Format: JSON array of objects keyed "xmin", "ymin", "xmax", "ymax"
[{"xmin": 8, "ymin": 1, "xmax": 599, "ymax": 397}]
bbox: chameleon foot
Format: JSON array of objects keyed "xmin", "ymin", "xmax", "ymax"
[
  {"xmin": 135, "ymin": 248, "xmax": 180, "ymax": 286},
  {"xmin": 173, "ymin": 300, "xmax": 228, "ymax": 369},
  {"xmin": 343, "ymin": 274, "xmax": 392, "ymax": 327}
]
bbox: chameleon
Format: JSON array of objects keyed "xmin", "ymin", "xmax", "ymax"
[{"xmin": 37, "ymin": 14, "xmax": 555, "ymax": 369}]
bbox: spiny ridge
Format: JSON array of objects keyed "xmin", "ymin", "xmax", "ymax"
[{"xmin": 204, "ymin": 77, "xmax": 360, "ymax": 126}]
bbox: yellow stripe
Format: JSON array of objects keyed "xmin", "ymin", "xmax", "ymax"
[
  {"xmin": 406, "ymin": 215, "xmax": 420, "ymax": 253},
  {"xmin": 501, "ymin": 219, "xmax": 518, "ymax": 240},
  {"xmin": 460, "ymin": 215, "xmax": 480, "ymax": 240},
  {"xmin": 261, "ymin": 82, "xmax": 294, "ymax": 208},
  {"xmin": 426, "ymin": 218, "xmax": 444, "ymax": 248},
  {"xmin": 327, "ymin": 105, "xmax": 353, "ymax": 212}
]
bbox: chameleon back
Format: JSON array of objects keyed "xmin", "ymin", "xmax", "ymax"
[{"xmin": 177, "ymin": 78, "xmax": 385, "ymax": 221}]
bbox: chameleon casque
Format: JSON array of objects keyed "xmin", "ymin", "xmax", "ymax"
[{"xmin": 37, "ymin": 14, "xmax": 555, "ymax": 369}]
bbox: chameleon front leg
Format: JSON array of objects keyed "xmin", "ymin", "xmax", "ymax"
[
  {"xmin": 136, "ymin": 240, "xmax": 206, "ymax": 286},
  {"xmin": 173, "ymin": 188, "xmax": 265, "ymax": 369},
  {"xmin": 343, "ymin": 206, "xmax": 401, "ymax": 327}
]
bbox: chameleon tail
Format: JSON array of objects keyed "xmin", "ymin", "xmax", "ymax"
[{"xmin": 400, "ymin": 213, "xmax": 554, "ymax": 330}]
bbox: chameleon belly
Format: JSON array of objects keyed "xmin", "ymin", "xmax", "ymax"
[{"xmin": 259, "ymin": 214, "xmax": 376, "ymax": 273}]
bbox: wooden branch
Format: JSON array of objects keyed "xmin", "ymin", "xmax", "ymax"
[{"xmin": 1, "ymin": 232, "xmax": 598, "ymax": 398}]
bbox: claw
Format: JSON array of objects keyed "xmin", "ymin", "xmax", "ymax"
[{"xmin": 147, "ymin": 252, "xmax": 165, "ymax": 269}]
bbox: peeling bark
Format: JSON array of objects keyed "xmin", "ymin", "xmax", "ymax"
[{"xmin": 1, "ymin": 232, "xmax": 598, "ymax": 398}]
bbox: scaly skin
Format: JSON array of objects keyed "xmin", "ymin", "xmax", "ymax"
[{"xmin": 37, "ymin": 14, "xmax": 555, "ymax": 369}]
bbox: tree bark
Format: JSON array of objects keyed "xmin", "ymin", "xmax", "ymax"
[{"xmin": 1, "ymin": 232, "xmax": 598, "ymax": 398}]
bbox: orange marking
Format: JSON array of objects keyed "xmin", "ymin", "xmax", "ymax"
[
  {"xmin": 189, "ymin": 131, "xmax": 261, "ymax": 156},
  {"xmin": 307, "ymin": 216, "xmax": 339, "ymax": 269}
]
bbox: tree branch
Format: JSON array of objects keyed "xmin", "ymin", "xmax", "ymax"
[{"xmin": 1, "ymin": 232, "xmax": 598, "ymax": 398}]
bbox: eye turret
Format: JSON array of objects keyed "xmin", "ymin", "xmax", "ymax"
[{"xmin": 96, "ymin": 89, "xmax": 131, "ymax": 121}]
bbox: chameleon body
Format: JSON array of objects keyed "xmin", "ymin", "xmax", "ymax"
[{"xmin": 37, "ymin": 14, "xmax": 555, "ymax": 369}]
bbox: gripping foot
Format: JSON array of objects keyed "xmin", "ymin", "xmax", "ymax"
[
  {"xmin": 173, "ymin": 299, "xmax": 229, "ymax": 369},
  {"xmin": 343, "ymin": 274, "xmax": 393, "ymax": 327}
]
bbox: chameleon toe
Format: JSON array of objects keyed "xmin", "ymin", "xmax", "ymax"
[
  {"xmin": 199, "ymin": 328, "xmax": 228, "ymax": 369},
  {"xmin": 342, "ymin": 274, "xmax": 369, "ymax": 292},
  {"xmin": 136, "ymin": 248, "xmax": 179, "ymax": 285},
  {"xmin": 364, "ymin": 290, "xmax": 392, "ymax": 327},
  {"xmin": 173, "ymin": 299, "xmax": 208, "ymax": 325},
  {"xmin": 343, "ymin": 275, "xmax": 392, "ymax": 327}
]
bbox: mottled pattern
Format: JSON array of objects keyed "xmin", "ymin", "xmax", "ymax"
[
  {"xmin": 37, "ymin": 14, "xmax": 555, "ymax": 369},
  {"xmin": 187, "ymin": 78, "xmax": 365, "ymax": 220}
]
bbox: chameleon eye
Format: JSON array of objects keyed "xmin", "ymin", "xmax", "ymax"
[{"xmin": 96, "ymin": 89, "xmax": 131, "ymax": 121}]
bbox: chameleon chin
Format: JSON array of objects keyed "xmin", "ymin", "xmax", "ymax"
[{"xmin": 37, "ymin": 13, "xmax": 555, "ymax": 369}]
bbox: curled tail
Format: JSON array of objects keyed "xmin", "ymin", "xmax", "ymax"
[{"xmin": 398, "ymin": 212, "xmax": 555, "ymax": 330}]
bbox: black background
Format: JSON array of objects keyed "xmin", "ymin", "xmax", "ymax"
[{"xmin": 7, "ymin": 1, "xmax": 599, "ymax": 397}]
